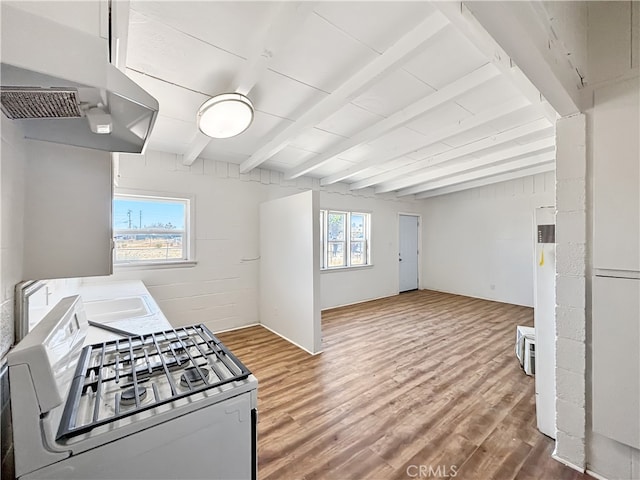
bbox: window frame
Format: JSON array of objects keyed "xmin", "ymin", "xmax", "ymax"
[
  {"xmin": 320, "ymin": 209, "xmax": 371, "ymax": 270},
  {"xmin": 112, "ymin": 190, "xmax": 195, "ymax": 268}
]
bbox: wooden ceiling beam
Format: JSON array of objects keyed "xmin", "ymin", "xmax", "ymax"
[
  {"xmin": 349, "ymin": 117, "xmax": 552, "ymax": 190},
  {"xmin": 398, "ymin": 151, "xmax": 555, "ymax": 197},
  {"xmin": 415, "ymin": 163, "xmax": 555, "ymax": 199},
  {"xmin": 283, "ymin": 62, "xmax": 500, "ymax": 180},
  {"xmin": 434, "ymin": 2, "xmax": 559, "ymax": 124},
  {"xmin": 320, "ymin": 96, "xmax": 530, "ymax": 186},
  {"xmin": 238, "ymin": 11, "xmax": 450, "ymax": 173},
  {"xmin": 377, "ymin": 137, "xmax": 554, "ymax": 194},
  {"xmin": 448, "ymin": 1, "xmax": 582, "ymax": 117}
]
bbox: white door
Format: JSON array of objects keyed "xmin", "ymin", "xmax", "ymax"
[{"xmin": 399, "ymin": 215, "xmax": 419, "ymax": 292}]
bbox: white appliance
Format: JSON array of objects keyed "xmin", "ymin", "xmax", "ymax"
[
  {"xmin": 523, "ymin": 338, "xmax": 536, "ymax": 376},
  {"xmin": 534, "ymin": 207, "xmax": 556, "ymax": 439},
  {"xmin": 0, "ymin": 4, "xmax": 158, "ymax": 153},
  {"xmin": 515, "ymin": 325, "xmax": 535, "ymax": 368},
  {"xmin": 8, "ymin": 295, "xmax": 258, "ymax": 479}
]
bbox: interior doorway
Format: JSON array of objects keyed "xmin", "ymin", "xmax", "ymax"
[{"xmin": 399, "ymin": 214, "xmax": 420, "ymax": 292}]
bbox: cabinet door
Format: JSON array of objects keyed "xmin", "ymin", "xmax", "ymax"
[
  {"xmin": 23, "ymin": 141, "xmax": 113, "ymax": 280},
  {"xmin": 592, "ymin": 275, "xmax": 640, "ymax": 449},
  {"xmin": 593, "ymin": 77, "xmax": 640, "ymax": 271}
]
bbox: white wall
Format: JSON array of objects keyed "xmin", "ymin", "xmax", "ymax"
[
  {"xmin": 422, "ymin": 172, "xmax": 555, "ymax": 307},
  {"xmin": 259, "ymin": 191, "xmax": 321, "ymax": 354},
  {"xmin": 320, "ymin": 190, "xmax": 425, "ymax": 309},
  {"xmin": 98, "ymin": 150, "xmax": 427, "ymax": 334},
  {"xmin": 100, "ymin": 151, "xmax": 290, "ymax": 334},
  {"xmin": 0, "ymin": 116, "xmax": 26, "ymax": 359}
]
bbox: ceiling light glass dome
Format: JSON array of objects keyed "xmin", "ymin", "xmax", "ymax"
[{"xmin": 197, "ymin": 93, "xmax": 254, "ymax": 139}]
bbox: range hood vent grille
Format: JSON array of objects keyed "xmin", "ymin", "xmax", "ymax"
[{"xmin": 0, "ymin": 88, "xmax": 82, "ymax": 119}]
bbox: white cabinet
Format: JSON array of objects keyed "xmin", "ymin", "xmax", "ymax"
[
  {"xmin": 23, "ymin": 141, "xmax": 113, "ymax": 280},
  {"xmin": 592, "ymin": 77, "xmax": 640, "ymax": 272},
  {"xmin": 592, "ymin": 276, "xmax": 640, "ymax": 449},
  {"xmin": 3, "ymin": 0, "xmax": 109, "ymax": 40}
]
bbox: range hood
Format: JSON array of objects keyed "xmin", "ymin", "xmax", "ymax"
[{"xmin": 0, "ymin": 4, "xmax": 158, "ymax": 153}]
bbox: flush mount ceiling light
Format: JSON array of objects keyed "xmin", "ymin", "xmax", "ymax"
[{"xmin": 197, "ymin": 93, "xmax": 254, "ymax": 139}]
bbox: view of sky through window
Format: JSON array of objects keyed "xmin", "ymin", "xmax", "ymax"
[{"xmin": 113, "ymin": 198, "xmax": 185, "ymax": 230}]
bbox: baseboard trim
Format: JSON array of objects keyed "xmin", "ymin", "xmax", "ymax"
[
  {"xmin": 585, "ymin": 469, "xmax": 610, "ymax": 480},
  {"xmin": 212, "ymin": 322, "xmax": 322, "ymax": 355},
  {"xmin": 321, "ymin": 293, "xmax": 398, "ymax": 312},
  {"xmin": 259, "ymin": 323, "xmax": 323, "ymax": 356},
  {"xmin": 212, "ymin": 322, "xmax": 260, "ymax": 334},
  {"xmin": 421, "ymin": 286, "xmax": 533, "ymax": 308},
  {"xmin": 551, "ymin": 454, "xmax": 585, "ymax": 474}
]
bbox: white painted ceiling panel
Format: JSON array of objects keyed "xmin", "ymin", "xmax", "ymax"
[
  {"xmin": 202, "ymin": 111, "xmax": 291, "ymax": 157},
  {"xmin": 351, "ymin": 69, "xmax": 436, "ymax": 117},
  {"xmin": 366, "ymin": 127, "xmax": 430, "ymax": 156},
  {"xmin": 313, "ymin": 2, "xmax": 435, "ymax": 54},
  {"xmin": 402, "ymin": 27, "xmax": 488, "ymax": 89},
  {"xmin": 513, "ymin": 127, "xmax": 555, "ymax": 145},
  {"xmin": 123, "ymin": 1, "xmax": 557, "ymax": 197},
  {"xmin": 267, "ymin": 146, "xmax": 318, "ymax": 167},
  {"xmin": 290, "ymin": 128, "xmax": 347, "ymax": 154},
  {"xmin": 442, "ymin": 124, "xmax": 503, "ymax": 148},
  {"xmin": 126, "ymin": 69, "xmax": 208, "ymax": 122},
  {"xmin": 146, "ymin": 115, "xmax": 196, "ymax": 153},
  {"xmin": 267, "ymin": 12, "xmax": 378, "ymax": 92},
  {"xmin": 199, "ymin": 144, "xmax": 249, "ymax": 165},
  {"xmin": 249, "ymin": 69, "xmax": 328, "ymax": 122},
  {"xmin": 316, "ymin": 103, "xmax": 383, "ymax": 138},
  {"xmin": 405, "ymin": 103, "xmax": 473, "ymax": 137},
  {"xmin": 335, "ymin": 144, "xmax": 378, "ymax": 163},
  {"xmin": 454, "ymin": 76, "xmax": 523, "ymax": 114},
  {"xmin": 486, "ymin": 107, "xmax": 551, "ymax": 133},
  {"xmin": 406, "ymin": 142, "xmax": 455, "ymax": 161},
  {"xmin": 127, "ymin": 10, "xmax": 244, "ymax": 95},
  {"xmin": 130, "ymin": 1, "xmax": 274, "ymax": 59},
  {"xmin": 311, "ymin": 158, "xmax": 358, "ymax": 177},
  {"xmin": 348, "ymin": 167, "xmax": 388, "ymax": 182}
]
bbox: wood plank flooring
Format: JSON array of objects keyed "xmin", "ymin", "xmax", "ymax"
[{"xmin": 217, "ymin": 290, "xmax": 590, "ymax": 480}]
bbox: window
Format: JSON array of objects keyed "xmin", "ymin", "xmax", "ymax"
[
  {"xmin": 320, "ymin": 210, "xmax": 371, "ymax": 269},
  {"xmin": 113, "ymin": 194, "xmax": 191, "ymax": 265}
]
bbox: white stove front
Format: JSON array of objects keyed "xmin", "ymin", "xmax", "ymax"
[{"xmin": 8, "ymin": 295, "xmax": 258, "ymax": 480}]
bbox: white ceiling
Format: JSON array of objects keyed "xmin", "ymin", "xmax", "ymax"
[{"xmin": 124, "ymin": 1, "xmax": 557, "ymax": 198}]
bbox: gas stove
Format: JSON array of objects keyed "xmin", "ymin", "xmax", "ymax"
[{"xmin": 8, "ymin": 295, "xmax": 258, "ymax": 480}]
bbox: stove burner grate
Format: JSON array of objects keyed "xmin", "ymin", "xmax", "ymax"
[
  {"xmin": 120, "ymin": 386, "xmax": 147, "ymax": 406},
  {"xmin": 180, "ymin": 366, "xmax": 210, "ymax": 387},
  {"xmin": 56, "ymin": 324, "xmax": 251, "ymax": 441}
]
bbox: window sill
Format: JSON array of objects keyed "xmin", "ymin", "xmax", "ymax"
[
  {"xmin": 114, "ymin": 260, "xmax": 198, "ymax": 271},
  {"xmin": 321, "ymin": 264, "xmax": 374, "ymax": 273}
]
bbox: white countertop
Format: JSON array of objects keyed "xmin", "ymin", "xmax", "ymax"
[{"xmin": 80, "ymin": 280, "xmax": 173, "ymax": 345}]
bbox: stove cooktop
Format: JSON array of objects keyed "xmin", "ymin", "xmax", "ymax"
[{"xmin": 56, "ymin": 324, "xmax": 251, "ymax": 441}]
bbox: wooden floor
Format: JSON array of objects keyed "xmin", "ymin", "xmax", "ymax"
[{"xmin": 218, "ymin": 290, "xmax": 590, "ymax": 480}]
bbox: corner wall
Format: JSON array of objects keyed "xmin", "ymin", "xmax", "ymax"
[
  {"xmin": 101, "ymin": 150, "xmax": 426, "ymax": 333},
  {"xmin": 259, "ymin": 191, "xmax": 321, "ymax": 354},
  {"xmin": 421, "ymin": 172, "xmax": 555, "ymax": 307},
  {"xmin": 0, "ymin": 115, "xmax": 26, "ymax": 480},
  {"xmin": 0, "ymin": 116, "xmax": 26, "ymax": 359},
  {"xmin": 320, "ymin": 190, "xmax": 424, "ymax": 309},
  {"xmin": 554, "ymin": 113, "xmax": 587, "ymax": 469}
]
